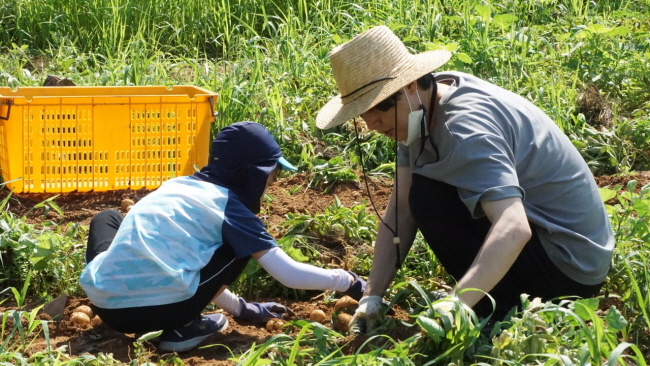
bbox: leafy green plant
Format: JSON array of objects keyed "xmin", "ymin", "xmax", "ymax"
[
  {"xmin": 283, "ymin": 196, "xmax": 377, "ymax": 247},
  {"xmin": 308, "ymin": 156, "xmax": 359, "ymax": 193},
  {"xmin": 600, "ymin": 180, "xmax": 650, "ymax": 242},
  {"xmin": 571, "ymin": 123, "xmax": 650, "ymax": 176},
  {"xmin": 0, "ymin": 308, "xmax": 50, "ymax": 358},
  {"xmin": 408, "ymin": 281, "xmax": 488, "ymax": 364},
  {"xmin": 1, "ymin": 205, "xmax": 87, "ymax": 301},
  {"xmin": 9, "ymin": 270, "xmax": 32, "ymax": 308}
]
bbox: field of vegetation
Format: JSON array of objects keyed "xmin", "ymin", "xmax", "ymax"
[{"xmin": 1, "ymin": 0, "xmax": 649, "ymax": 364}]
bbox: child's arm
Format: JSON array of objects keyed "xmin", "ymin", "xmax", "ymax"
[
  {"xmin": 212, "ymin": 289, "xmax": 242, "ymax": 316},
  {"xmin": 254, "ymin": 247, "xmax": 364, "ymax": 297},
  {"xmin": 214, "ymin": 247, "xmax": 366, "ymax": 324}
]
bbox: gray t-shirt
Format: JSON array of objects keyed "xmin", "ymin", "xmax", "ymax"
[{"xmin": 397, "ymin": 71, "xmax": 614, "ymax": 285}]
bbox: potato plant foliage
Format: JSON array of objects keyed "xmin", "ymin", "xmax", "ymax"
[{"xmin": 1, "ymin": 0, "xmax": 649, "ymax": 364}]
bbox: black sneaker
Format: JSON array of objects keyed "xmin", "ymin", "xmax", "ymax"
[{"xmin": 158, "ymin": 313, "xmax": 228, "ymax": 352}]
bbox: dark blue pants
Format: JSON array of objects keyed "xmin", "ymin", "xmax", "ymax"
[
  {"xmin": 408, "ymin": 174, "xmax": 603, "ymax": 320},
  {"xmin": 85, "ymin": 209, "xmax": 249, "ymax": 333}
]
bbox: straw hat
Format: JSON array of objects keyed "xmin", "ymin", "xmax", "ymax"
[{"xmin": 316, "ymin": 26, "xmax": 451, "ymax": 129}]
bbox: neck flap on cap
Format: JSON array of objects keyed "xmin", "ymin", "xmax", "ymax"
[{"xmin": 193, "ymin": 121, "xmax": 281, "ymax": 213}]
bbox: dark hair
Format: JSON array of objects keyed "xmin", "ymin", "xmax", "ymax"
[{"xmin": 369, "ymin": 73, "xmax": 435, "ymax": 112}]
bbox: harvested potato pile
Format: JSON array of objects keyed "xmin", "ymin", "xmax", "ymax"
[{"xmin": 74, "ymin": 305, "xmax": 94, "ymax": 318}]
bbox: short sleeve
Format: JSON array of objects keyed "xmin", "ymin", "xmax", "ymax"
[
  {"xmin": 444, "ymin": 134, "xmax": 524, "ymax": 217},
  {"xmin": 222, "ymin": 195, "xmax": 277, "ymax": 258}
]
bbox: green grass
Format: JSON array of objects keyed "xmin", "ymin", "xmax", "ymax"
[
  {"xmin": 1, "ymin": 0, "xmax": 650, "ymax": 364},
  {"xmin": 1, "ymin": 0, "xmax": 649, "ymax": 174}
]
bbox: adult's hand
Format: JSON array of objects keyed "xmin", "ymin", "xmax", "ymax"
[
  {"xmin": 430, "ymin": 297, "xmax": 455, "ymax": 324},
  {"xmin": 348, "ymin": 295, "xmax": 383, "ymax": 333},
  {"xmin": 236, "ymin": 298, "xmax": 294, "ymax": 324},
  {"xmin": 341, "ymin": 271, "xmax": 366, "ymax": 301}
]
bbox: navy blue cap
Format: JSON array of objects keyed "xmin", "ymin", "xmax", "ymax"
[
  {"xmin": 212, "ymin": 122, "xmax": 275, "ymax": 168},
  {"xmin": 193, "ymin": 121, "xmax": 296, "ymax": 213}
]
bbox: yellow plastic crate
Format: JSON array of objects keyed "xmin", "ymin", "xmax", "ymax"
[{"xmin": 0, "ymin": 86, "xmax": 217, "ymax": 193}]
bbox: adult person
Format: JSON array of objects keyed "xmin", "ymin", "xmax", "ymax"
[
  {"xmin": 79, "ymin": 121, "xmax": 365, "ymax": 352},
  {"xmin": 315, "ymin": 26, "xmax": 614, "ymax": 331}
]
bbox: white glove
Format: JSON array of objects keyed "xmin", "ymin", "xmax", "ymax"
[{"xmin": 349, "ymin": 295, "xmax": 383, "ymax": 333}]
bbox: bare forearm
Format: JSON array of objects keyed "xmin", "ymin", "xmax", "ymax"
[
  {"xmin": 365, "ymin": 189, "xmax": 418, "ymax": 296},
  {"xmin": 454, "ymin": 234, "xmax": 526, "ymax": 307},
  {"xmin": 365, "ymin": 224, "xmax": 413, "ymax": 297},
  {"xmin": 454, "ymin": 198, "xmax": 531, "ymax": 307}
]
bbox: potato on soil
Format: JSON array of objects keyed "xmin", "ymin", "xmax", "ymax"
[
  {"xmin": 70, "ymin": 312, "xmax": 91, "ymax": 325},
  {"xmin": 333, "ymin": 313, "xmax": 352, "ymax": 333},
  {"xmin": 266, "ymin": 318, "xmax": 285, "ymax": 332},
  {"xmin": 74, "ymin": 305, "xmax": 94, "ymax": 318},
  {"xmin": 309, "ymin": 309, "xmax": 328, "ymax": 323},
  {"xmin": 91, "ymin": 315, "xmax": 102, "ymax": 327},
  {"xmin": 334, "ymin": 296, "xmax": 359, "ymax": 313},
  {"xmin": 121, "ymin": 198, "xmax": 135, "ymax": 211}
]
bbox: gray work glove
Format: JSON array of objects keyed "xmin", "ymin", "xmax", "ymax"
[{"xmin": 348, "ymin": 295, "xmax": 383, "ymax": 333}]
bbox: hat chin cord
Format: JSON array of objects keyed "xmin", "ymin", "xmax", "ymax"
[
  {"xmin": 353, "ymin": 107, "xmax": 402, "ymax": 271},
  {"xmin": 352, "ymin": 78, "xmax": 439, "ymax": 273}
]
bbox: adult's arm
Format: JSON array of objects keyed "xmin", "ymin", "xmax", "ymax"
[
  {"xmin": 365, "ymin": 166, "xmax": 419, "ymax": 297},
  {"xmin": 452, "ymin": 196, "xmax": 531, "ymax": 307}
]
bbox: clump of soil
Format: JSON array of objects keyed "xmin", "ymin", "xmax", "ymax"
[
  {"xmin": 577, "ymin": 84, "xmax": 615, "ymax": 128},
  {"xmin": 594, "ymin": 172, "xmax": 650, "ymax": 192}
]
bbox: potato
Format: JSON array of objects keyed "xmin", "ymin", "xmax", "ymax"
[
  {"xmin": 333, "ymin": 313, "xmax": 352, "ymax": 333},
  {"xmin": 334, "ymin": 296, "xmax": 359, "ymax": 313},
  {"xmin": 70, "ymin": 312, "xmax": 91, "ymax": 325},
  {"xmin": 121, "ymin": 198, "xmax": 135, "ymax": 211},
  {"xmin": 74, "ymin": 305, "xmax": 94, "ymax": 319},
  {"xmin": 266, "ymin": 318, "xmax": 285, "ymax": 332},
  {"xmin": 309, "ymin": 309, "xmax": 328, "ymax": 323},
  {"xmin": 91, "ymin": 315, "xmax": 102, "ymax": 327}
]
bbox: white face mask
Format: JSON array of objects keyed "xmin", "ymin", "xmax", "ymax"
[{"xmin": 401, "ymin": 89, "xmax": 425, "ymax": 146}]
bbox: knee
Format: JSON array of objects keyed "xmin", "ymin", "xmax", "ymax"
[{"xmin": 90, "ymin": 209, "xmax": 122, "ymax": 226}]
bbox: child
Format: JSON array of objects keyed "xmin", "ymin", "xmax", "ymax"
[{"xmin": 79, "ymin": 121, "xmax": 365, "ymax": 352}]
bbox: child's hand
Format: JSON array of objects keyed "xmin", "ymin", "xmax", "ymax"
[
  {"xmin": 341, "ymin": 271, "xmax": 366, "ymax": 301},
  {"xmin": 236, "ymin": 298, "xmax": 295, "ymax": 324}
]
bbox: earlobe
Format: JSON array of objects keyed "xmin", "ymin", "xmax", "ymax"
[{"xmin": 405, "ymin": 80, "xmax": 418, "ymax": 92}]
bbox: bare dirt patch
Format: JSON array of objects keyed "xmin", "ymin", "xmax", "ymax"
[
  {"xmin": 2, "ymin": 172, "xmax": 392, "ymax": 229},
  {"xmin": 594, "ymin": 171, "xmax": 650, "ymax": 192}
]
